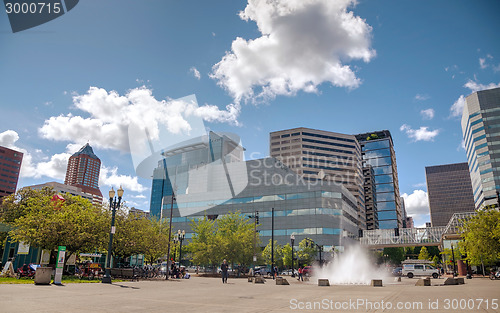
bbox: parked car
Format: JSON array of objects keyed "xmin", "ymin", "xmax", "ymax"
[
  {"xmin": 392, "ymin": 267, "xmax": 402, "ymax": 276},
  {"xmin": 302, "ymin": 266, "xmax": 313, "ymax": 276},
  {"xmin": 254, "ymin": 266, "xmax": 271, "ymax": 276},
  {"xmin": 280, "ymin": 269, "xmax": 298, "ymax": 276}
]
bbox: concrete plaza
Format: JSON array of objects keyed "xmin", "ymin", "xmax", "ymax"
[{"xmin": 0, "ymin": 276, "xmax": 499, "ymax": 312}]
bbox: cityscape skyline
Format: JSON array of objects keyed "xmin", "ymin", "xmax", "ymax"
[{"xmin": 1, "ymin": 1, "xmax": 499, "ymax": 228}]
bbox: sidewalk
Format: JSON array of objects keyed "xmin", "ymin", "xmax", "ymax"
[{"xmin": 0, "ymin": 276, "xmax": 499, "ymax": 312}]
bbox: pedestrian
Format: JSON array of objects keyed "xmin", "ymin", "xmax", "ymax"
[
  {"xmin": 298, "ymin": 267, "xmax": 303, "ymax": 281},
  {"xmin": 221, "ymin": 259, "xmax": 229, "ymax": 283}
]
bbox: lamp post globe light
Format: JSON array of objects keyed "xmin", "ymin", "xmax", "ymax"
[
  {"xmin": 290, "ymin": 234, "xmax": 295, "ymax": 277},
  {"xmin": 102, "ymin": 186, "xmax": 124, "ymax": 284},
  {"xmin": 178, "ymin": 230, "xmax": 185, "ymax": 266}
]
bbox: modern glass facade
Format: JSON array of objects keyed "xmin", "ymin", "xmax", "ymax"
[
  {"xmin": 461, "ymin": 87, "xmax": 500, "ymax": 208},
  {"xmin": 363, "ymin": 165, "xmax": 378, "ymax": 230},
  {"xmin": 355, "ymin": 131, "xmax": 402, "ymax": 229},
  {"xmin": 149, "ymin": 131, "xmax": 244, "ymax": 217},
  {"xmin": 425, "ymin": 163, "xmax": 475, "ymax": 226},
  {"xmin": 156, "ymin": 157, "xmax": 361, "ymax": 250}
]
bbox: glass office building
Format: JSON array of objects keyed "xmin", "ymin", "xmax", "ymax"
[
  {"xmin": 149, "ymin": 131, "xmax": 245, "ymax": 217},
  {"xmin": 355, "ymin": 131, "xmax": 402, "ymax": 229},
  {"xmin": 149, "ymin": 130, "xmax": 362, "ymax": 250},
  {"xmin": 461, "ymin": 87, "xmax": 500, "ymax": 208}
]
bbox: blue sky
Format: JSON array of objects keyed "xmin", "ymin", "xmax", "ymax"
[{"xmin": 1, "ymin": 0, "xmax": 499, "ymax": 227}]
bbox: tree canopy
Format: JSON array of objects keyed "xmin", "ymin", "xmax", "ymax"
[{"xmin": 461, "ymin": 209, "xmax": 500, "ymax": 266}]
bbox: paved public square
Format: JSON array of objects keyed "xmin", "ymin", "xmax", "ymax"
[{"xmin": 1, "ymin": 276, "xmax": 499, "ymax": 313}]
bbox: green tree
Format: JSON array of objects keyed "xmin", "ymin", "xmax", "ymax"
[
  {"xmin": 418, "ymin": 246, "xmax": 431, "ymax": 260},
  {"xmin": 215, "ymin": 211, "xmax": 256, "ymax": 266},
  {"xmin": 187, "ymin": 216, "xmax": 218, "ymax": 268},
  {"xmin": 141, "ymin": 217, "xmax": 170, "ymax": 265},
  {"xmin": 262, "ymin": 239, "xmax": 283, "ymax": 268},
  {"xmin": 282, "ymin": 243, "xmax": 293, "ymax": 268},
  {"xmin": 296, "ymin": 239, "xmax": 316, "ymax": 266},
  {"xmin": 461, "ymin": 209, "xmax": 500, "ymax": 266},
  {"xmin": 0, "ymin": 187, "xmax": 56, "ymax": 224},
  {"xmin": 9, "ymin": 191, "xmax": 108, "ymax": 263},
  {"xmin": 383, "ymin": 247, "xmax": 405, "ymax": 264},
  {"xmin": 431, "ymin": 255, "xmax": 440, "ymax": 267}
]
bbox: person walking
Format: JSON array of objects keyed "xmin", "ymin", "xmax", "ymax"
[
  {"xmin": 297, "ymin": 266, "xmax": 303, "ymax": 281},
  {"xmin": 221, "ymin": 259, "xmax": 229, "ymax": 284}
]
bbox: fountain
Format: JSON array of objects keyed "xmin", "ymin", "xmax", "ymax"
[{"xmin": 313, "ymin": 245, "xmax": 389, "ymax": 285}]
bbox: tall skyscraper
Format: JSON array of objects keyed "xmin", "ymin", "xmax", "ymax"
[
  {"xmin": 461, "ymin": 87, "xmax": 500, "ymax": 208},
  {"xmin": 64, "ymin": 143, "xmax": 103, "ymax": 204},
  {"xmin": 425, "ymin": 162, "xmax": 476, "ymax": 226},
  {"xmin": 0, "ymin": 146, "xmax": 23, "ymax": 199},
  {"xmin": 269, "ymin": 127, "xmax": 366, "ymax": 229},
  {"xmin": 355, "ymin": 131, "xmax": 402, "ymax": 229}
]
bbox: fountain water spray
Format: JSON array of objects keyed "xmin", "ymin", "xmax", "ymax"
[{"xmin": 313, "ymin": 245, "xmax": 389, "ymax": 285}]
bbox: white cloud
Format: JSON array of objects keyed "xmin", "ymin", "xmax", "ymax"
[
  {"xmin": 464, "ymin": 79, "xmax": 500, "ymax": 93},
  {"xmin": 420, "ymin": 108, "xmax": 434, "ymax": 120},
  {"xmin": 479, "ymin": 58, "xmax": 487, "ymax": 69},
  {"xmin": 0, "ymin": 130, "xmax": 69, "ymax": 180},
  {"xmin": 99, "ymin": 166, "xmax": 147, "ymax": 193},
  {"xmin": 211, "ymin": 0, "xmax": 375, "ymax": 103},
  {"xmin": 401, "ymin": 190, "xmax": 429, "ymax": 217},
  {"xmin": 400, "ymin": 124, "xmax": 439, "ymax": 142},
  {"xmin": 190, "ymin": 67, "xmax": 201, "ymax": 80},
  {"xmin": 39, "ymin": 86, "xmax": 241, "ymax": 153},
  {"xmin": 412, "ymin": 182, "xmax": 426, "ymax": 188},
  {"xmin": 415, "ymin": 94, "xmax": 429, "ymax": 101},
  {"xmin": 450, "ymin": 95, "xmax": 465, "ymax": 118},
  {"xmin": 449, "ymin": 80, "xmax": 500, "ymax": 118}
]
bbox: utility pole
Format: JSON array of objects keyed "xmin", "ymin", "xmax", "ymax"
[{"xmin": 271, "ymin": 207, "xmax": 274, "ymax": 279}]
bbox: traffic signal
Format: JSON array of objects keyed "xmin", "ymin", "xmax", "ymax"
[{"xmin": 255, "ymin": 212, "xmax": 259, "ymax": 225}]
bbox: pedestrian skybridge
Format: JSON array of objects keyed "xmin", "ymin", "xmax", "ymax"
[{"xmin": 359, "ymin": 212, "xmax": 477, "ymax": 248}]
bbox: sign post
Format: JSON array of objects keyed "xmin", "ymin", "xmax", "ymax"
[{"xmin": 54, "ymin": 246, "xmax": 66, "ymax": 285}]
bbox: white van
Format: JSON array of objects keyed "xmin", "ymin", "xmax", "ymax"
[{"xmin": 403, "ymin": 263, "xmax": 439, "ymax": 278}]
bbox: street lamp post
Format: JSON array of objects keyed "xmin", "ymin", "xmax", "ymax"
[
  {"xmin": 451, "ymin": 243, "xmax": 457, "ymax": 277},
  {"xmin": 165, "ymin": 189, "xmax": 176, "ymax": 280},
  {"xmin": 178, "ymin": 230, "xmax": 185, "ymax": 266},
  {"xmin": 173, "ymin": 234, "xmax": 178, "ymax": 263},
  {"xmin": 102, "ymin": 186, "xmax": 124, "ymax": 284},
  {"xmin": 290, "ymin": 235, "xmax": 295, "ymax": 278}
]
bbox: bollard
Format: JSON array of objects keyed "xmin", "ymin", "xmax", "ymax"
[
  {"xmin": 415, "ymin": 278, "xmax": 431, "ymax": 286},
  {"xmin": 318, "ymin": 279, "xmax": 330, "ymax": 286}
]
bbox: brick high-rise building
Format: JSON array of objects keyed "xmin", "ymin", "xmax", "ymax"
[
  {"xmin": 64, "ymin": 143, "xmax": 103, "ymax": 204},
  {"xmin": 425, "ymin": 162, "xmax": 476, "ymax": 226},
  {"xmin": 0, "ymin": 146, "xmax": 23, "ymax": 199}
]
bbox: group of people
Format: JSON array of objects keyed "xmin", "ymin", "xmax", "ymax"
[
  {"xmin": 219, "ymin": 259, "xmax": 309, "ymax": 283},
  {"xmin": 170, "ymin": 263, "xmax": 190, "ymax": 279}
]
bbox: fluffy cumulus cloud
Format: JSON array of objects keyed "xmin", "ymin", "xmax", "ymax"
[
  {"xmin": 450, "ymin": 95, "xmax": 465, "ymax": 118},
  {"xmin": 211, "ymin": 0, "xmax": 375, "ymax": 103},
  {"xmin": 400, "ymin": 124, "xmax": 439, "ymax": 142},
  {"xmin": 401, "ymin": 190, "xmax": 429, "ymax": 218},
  {"xmin": 99, "ymin": 166, "xmax": 146, "ymax": 193},
  {"xmin": 39, "ymin": 86, "xmax": 241, "ymax": 153},
  {"xmin": 0, "ymin": 130, "xmax": 69, "ymax": 179},
  {"xmin": 449, "ymin": 80, "xmax": 500, "ymax": 118},
  {"xmin": 190, "ymin": 67, "xmax": 201, "ymax": 80},
  {"xmin": 420, "ymin": 108, "xmax": 434, "ymax": 120}
]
